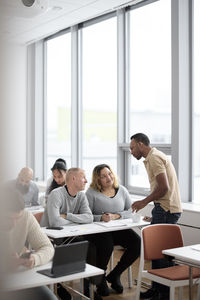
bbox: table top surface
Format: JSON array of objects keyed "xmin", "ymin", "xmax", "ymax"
[
  {"xmin": 4, "ymin": 263, "xmax": 104, "ymax": 291},
  {"xmin": 162, "ymin": 244, "xmax": 200, "ymax": 266},
  {"xmin": 42, "ymin": 217, "xmax": 149, "ymax": 238},
  {"xmin": 25, "ymin": 205, "xmax": 44, "ymax": 214}
]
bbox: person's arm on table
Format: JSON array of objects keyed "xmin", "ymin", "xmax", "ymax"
[{"xmin": 26, "ymin": 212, "xmax": 54, "ymax": 266}]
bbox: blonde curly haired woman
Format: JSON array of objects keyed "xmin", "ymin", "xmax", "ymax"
[{"xmin": 86, "ymin": 164, "xmax": 141, "ymax": 297}]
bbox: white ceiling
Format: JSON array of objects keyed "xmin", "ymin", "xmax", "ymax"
[{"xmin": 0, "ymin": 0, "xmax": 138, "ymax": 45}]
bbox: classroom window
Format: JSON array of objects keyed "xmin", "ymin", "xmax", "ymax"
[
  {"xmin": 193, "ymin": 0, "xmax": 200, "ymax": 203},
  {"xmin": 128, "ymin": 0, "xmax": 171, "ymax": 191},
  {"xmin": 81, "ymin": 17, "xmax": 117, "ymax": 181},
  {"xmin": 46, "ymin": 33, "xmax": 71, "ymax": 177}
]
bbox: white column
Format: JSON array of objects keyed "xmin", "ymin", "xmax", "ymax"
[{"xmin": 0, "ymin": 41, "xmax": 27, "ymax": 182}]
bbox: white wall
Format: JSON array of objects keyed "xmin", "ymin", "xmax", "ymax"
[{"xmin": 0, "ymin": 41, "xmax": 27, "ymax": 182}]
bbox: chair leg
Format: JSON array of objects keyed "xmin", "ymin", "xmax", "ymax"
[
  {"xmin": 110, "ymin": 251, "xmax": 114, "ymax": 271},
  {"xmin": 135, "ymin": 273, "xmax": 142, "ymax": 300},
  {"xmin": 197, "ymin": 284, "xmax": 200, "ymax": 300},
  {"xmin": 178, "ymin": 286, "xmax": 183, "ymax": 300},
  {"xmin": 170, "ymin": 286, "xmax": 175, "ymax": 300},
  {"xmin": 128, "ymin": 265, "xmax": 133, "ymax": 288}
]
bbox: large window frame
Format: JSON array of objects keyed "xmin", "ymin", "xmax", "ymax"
[
  {"xmin": 45, "ymin": 30, "xmax": 72, "ymax": 178},
  {"xmin": 29, "ymin": 0, "xmax": 195, "ymax": 203},
  {"xmin": 119, "ymin": 0, "xmax": 172, "ymax": 195}
]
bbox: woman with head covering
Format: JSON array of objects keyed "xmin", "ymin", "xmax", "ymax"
[{"xmin": 86, "ymin": 164, "xmax": 141, "ymax": 297}]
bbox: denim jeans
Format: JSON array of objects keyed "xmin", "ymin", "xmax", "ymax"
[
  {"xmin": 151, "ymin": 203, "xmax": 181, "ymax": 225},
  {"xmin": 151, "ymin": 203, "xmax": 181, "ymax": 295}
]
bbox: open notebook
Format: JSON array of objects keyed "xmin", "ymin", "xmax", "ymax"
[{"xmin": 37, "ymin": 240, "xmax": 88, "ymax": 278}]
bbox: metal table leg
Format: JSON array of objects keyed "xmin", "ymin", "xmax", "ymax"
[{"xmin": 189, "ymin": 266, "xmax": 193, "ymax": 300}]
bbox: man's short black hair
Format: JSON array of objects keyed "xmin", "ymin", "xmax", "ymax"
[{"xmin": 130, "ymin": 133, "xmax": 150, "ymax": 146}]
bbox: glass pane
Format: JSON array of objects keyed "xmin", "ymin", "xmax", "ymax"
[
  {"xmin": 82, "ymin": 17, "xmax": 117, "ymax": 182},
  {"xmin": 193, "ymin": 0, "xmax": 200, "ymax": 203},
  {"xmin": 128, "ymin": 0, "xmax": 171, "ymax": 190},
  {"xmin": 46, "ymin": 34, "xmax": 71, "ymax": 178},
  {"xmin": 128, "ymin": 154, "xmax": 149, "ymax": 189},
  {"xmin": 129, "ymin": 0, "xmax": 171, "ymax": 144},
  {"xmin": 128, "ymin": 152, "xmax": 172, "ymax": 190}
]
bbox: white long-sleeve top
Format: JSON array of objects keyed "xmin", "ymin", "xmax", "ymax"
[{"xmin": 9, "ymin": 210, "xmax": 54, "ymax": 266}]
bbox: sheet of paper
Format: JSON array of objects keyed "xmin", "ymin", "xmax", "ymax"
[{"xmin": 95, "ymin": 219, "xmax": 132, "ymax": 228}]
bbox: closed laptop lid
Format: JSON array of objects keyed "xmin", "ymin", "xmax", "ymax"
[{"xmin": 52, "ymin": 240, "xmax": 88, "ymax": 277}]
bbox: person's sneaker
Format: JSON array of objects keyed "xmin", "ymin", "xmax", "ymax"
[
  {"xmin": 94, "ymin": 292, "xmax": 103, "ymax": 300},
  {"xmin": 147, "ymin": 290, "xmax": 169, "ymax": 300},
  {"xmin": 140, "ymin": 288, "xmax": 156, "ymax": 299},
  {"xmin": 84, "ymin": 289, "xmax": 103, "ymax": 300},
  {"xmin": 106, "ymin": 273, "xmax": 123, "ymax": 294},
  {"xmin": 57, "ymin": 283, "xmax": 72, "ymax": 300},
  {"xmin": 96, "ymin": 278, "xmax": 110, "ymax": 296},
  {"xmin": 84, "ymin": 282, "xmax": 103, "ymax": 300},
  {"xmin": 158, "ymin": 292, "xmax": 169, "ymax": 300}
]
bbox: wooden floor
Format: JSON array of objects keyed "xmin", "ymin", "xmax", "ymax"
[{"xmin": 66, "ymin": 248, "xmax": 199, "ymax": 300}]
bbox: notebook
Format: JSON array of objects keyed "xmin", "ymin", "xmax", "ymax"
[{"xmin": 37, "ymin": 240, "xmax": 88, "ymax": 278}]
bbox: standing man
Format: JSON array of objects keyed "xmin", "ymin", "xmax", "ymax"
[
  {"xmin": 11, "ymin": 167, "xmax": 39, "ymax": 207},
  {"xmin": 130, "ymin": 133, "xmax": 182, "ymax": 300},
  {"xmin": 41, "ymin": 168, "xmax": 93, "ymax": 227}
]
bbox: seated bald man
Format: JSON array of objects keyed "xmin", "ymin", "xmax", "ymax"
[
  {"xmin": 10, "ymin": 167, "xmax": 39, "ymax": 207},
  {"xmin": 41, "ymin": 167, "xmax": 93, "ymax": 227}
]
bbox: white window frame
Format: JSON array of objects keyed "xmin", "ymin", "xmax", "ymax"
[{"xmin": 29, "ymin": 0, "xmax": 193, "ymax": 203}]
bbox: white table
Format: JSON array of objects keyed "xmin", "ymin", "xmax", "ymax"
[
  {"xmin": 25, "ymin": 205, "xmax": 44, "ymax": 215},
  {"xmin": 163, "ymin": 244, "xmax": 200, "ymax": 300},
  {"xmin": 4, "ymin": 263, "xmax": 104, "ymax": 300},
  {"xmin": 42, "ymin": 218, "xmax": 149, "ymax": 240},
  {"xmin": 42, "ymin": 217, "xmax": 150, "ymax": 288}
]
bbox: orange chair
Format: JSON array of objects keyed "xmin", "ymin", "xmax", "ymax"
[
  {"xmin": 34, "ymin": 212, "xmax": 43, "ymax": 224},
  {"xmin": 135, "ymin": 224, "xmax": 200, "ymax": 300}
]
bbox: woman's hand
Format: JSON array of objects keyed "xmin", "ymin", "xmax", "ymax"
[
  {"xmin": 60, "ymin": 214, "xmax": 67, "ymax": 219},
  {"xmin": 20, "ymin": 254, "xmax": 35, "ymax": 269},
  {"xmin": 11, "ymin": 252, "xmax": 35, "ymax": 270},
  {"xmin": 101, "ymin": 213, "xmax": 120, "ymax": 222}
]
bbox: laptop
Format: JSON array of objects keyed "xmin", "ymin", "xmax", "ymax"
[{"xmin": 37, "ymin": 240, "xmax": 88, "ymax": 278}]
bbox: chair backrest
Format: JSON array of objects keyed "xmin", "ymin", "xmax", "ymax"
[
  {"xmin": 142, "ymin": 224, "xmax": 183, "ymax": 261},
  {"xmin": 34, "ymin": 212, "xmax": 43, "ymax": 224}
]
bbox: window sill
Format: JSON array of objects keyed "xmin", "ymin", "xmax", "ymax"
[{"xmin": 130, "ymin": 194, "xmax": 200, "ymax": 213}]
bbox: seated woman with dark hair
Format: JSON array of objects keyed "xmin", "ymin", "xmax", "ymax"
[
  {"xmin": 86, "ymin": 164, "xmax": 141, "ymax": 297},
  {"xmin": 45, "ymin": 158, "xmax": 67, "ymax": 200},
  {"xmin": 44, "ymin": 159, "xmax": 72, "ymax": 299}
]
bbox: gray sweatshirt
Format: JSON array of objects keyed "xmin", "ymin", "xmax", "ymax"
[
  {"xmin": 86, "ymin": 185, "xmax": 133, "ymax": 222},
  {"xmin": 10, "ymin": 179, "xmax": 39, "ymax": 207},
  {"xmin": 41, "ymin": 186, "xmax": 93, "ymax": 227}
]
